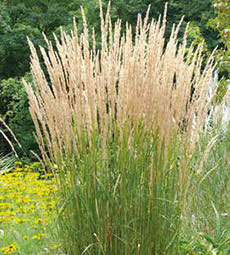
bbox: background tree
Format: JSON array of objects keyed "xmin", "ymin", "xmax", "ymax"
[
  {"xmin": 209, "ymin": 0, "xmax": 230, "ymax": 77},
  {"xmin": 208, "ymin": 0, "xmax": 230, "ymax": 102},
  {"xmin": 0, "ymin": 0, "xmax": 73, "ymax": 79}
]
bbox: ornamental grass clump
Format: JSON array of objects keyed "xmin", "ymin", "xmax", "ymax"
[{"xmin": 24, "ymin": 2, "xmax": 217, "ymax": 254}]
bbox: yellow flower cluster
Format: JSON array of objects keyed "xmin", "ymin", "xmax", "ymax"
[
  {"xmin": 0, "ymin": 243, "xmax": 17, "ymax": 255},
  {"xmin": 0, "ymin": 161, "xmax": 58, "ymax": 254},
  {"xmin": 32, "ymin": 233, "xmax": 46, "ymax": 240}
]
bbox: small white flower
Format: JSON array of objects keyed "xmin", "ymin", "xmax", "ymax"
[{"xmin": 0, "ymin": 229, "xmax": 4, "ymax": 238}]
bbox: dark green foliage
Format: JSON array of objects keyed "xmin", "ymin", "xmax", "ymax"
[
  {"xmin": 0, "ymin": 0, "xmax": 72, "ymax": 79},
  {"xmin": 207, "ymin": 0, "xmax": 230, "ymax": 102},
  {"xmin": 209, "ymin": 0, "xmax": 230, "ymax": 79},
  {"xmin": 168, "ymin": 0, "xmax": 218, "ymax": 49},
  {"xmin": 0, "ymin": 75, "xmax": 38, "ymax": 158}
]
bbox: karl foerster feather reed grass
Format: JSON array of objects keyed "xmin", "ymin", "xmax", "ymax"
[
  {"xmin": 24, "ymin": 2, "xmax": 218, "ymax": 254},
  {"xmin": 24, "ymin": 3, "xmax": 216, "ymax": 162}
]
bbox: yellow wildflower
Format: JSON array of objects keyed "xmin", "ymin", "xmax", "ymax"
[
  {"xmin": 32, "ymin": 233, "xmax": 46, "ymax": 240},
  {"xmin": 14, "ymin": 218, "xmax": 28, "ymax": 224},
  {"xmin": 0, "ymin": 203, "xmax": 12, "ymax": 210},
  {"xmin": 14, "ymin": 161, "xmax": 22, "ymax": 165},
  {"xmin": 34, "ymin": 218, "xmax": 43, "ymax": 224},
  {"xmin": 0, "ymin": 242, "xmax": 18, "ymax": 255},
  {"xmin": 50, "ymin": 244, "xmax": 61, "ymax": 250}
]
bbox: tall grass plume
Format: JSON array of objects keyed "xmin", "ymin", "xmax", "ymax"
[{"xmin": 24, "ymin": 2, "xmax": 219, "ymax": 254}]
